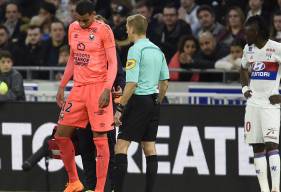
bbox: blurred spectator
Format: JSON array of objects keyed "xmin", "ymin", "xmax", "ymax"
[
  {"xmin": 193, "ymin": 31, "xmax": 229, "ymax": 69},
  {"xmin": 46, "ymin": 0, "xmax": 70, "ymax": 25},
  {"xmin": 30, "ymin": 1, "xmax": 57, "ymax": 40},
  {"xmin": 197, "ymin": 5, "xmax": 226, "ymax": 40},
  {"xmin": 135, "ymin": 0, "xmax": 160, "ymax": 45},
  {"xmin": 215, "ymin": 38, "xmax": 246, "ymax": 70},
  {"xmin": 0, "ymin": 50, "xmax": 25, "ymax": 101},
  {"xmin": 20, "ymin": 0, "xmax": 44, "ymax": 18},
  {"xmin": 155, "ymin": 3, "xmax": 192, "ymax": 63},
  {"xmin": 270, "ymin": 10, "xmax": 281, "ymax": 42},
  {"xmin": 94, "ymin": 0, "xmax": 112, "ymax": 19},
  {"xmin": 182, "ymin": 31, "xmax": 229, "ymax": 82},
  {"xmin": 112, "ymin": 4, "xmax": 130, "ymax": 65},
  {"xmin": 169, "ymin": 35, "xmax": 199, "ymax": 81},
  {"xmin": 4, "ymin": 2, "xmax": 26, "ymax": 44},
  {"xmin": 218, "ymin": 6, "xmax": 245, "ymax": 46},
  {"xmin": 43, "ymin": 20, "xmax": 67, "ymax": 66},
  {"xmin": 0, "ymin": 24, "xmax": 23, "ymax": 66},
  {"xmin": 55, "ymin": 45, "xmax": 69, "ymax": 80},
  {"xmin": 246, "ymin": 0, "xmax": 270, "ymax": 23},
  {"xmin": 0, "ymin": 0, "xmax": 6, "ymax": 23},
  {"xmin": 22, "ymin": 25, "xmax": 45, "ymax": 66},
  {"xmin": 178, "ymin": 0, "xmax": 200, "ymax": 35}
]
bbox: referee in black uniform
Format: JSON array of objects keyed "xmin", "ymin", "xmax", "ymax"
[{"xmin": 113, "ymin": 14, "xmax": 169, "ymax": 192}]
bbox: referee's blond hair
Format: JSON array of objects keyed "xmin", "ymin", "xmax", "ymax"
[{"xmin": 127, "ymin": 14, "xmax": 148, "ymax": 35}]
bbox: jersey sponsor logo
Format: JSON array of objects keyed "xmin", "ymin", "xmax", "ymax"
[
  {"xmin": 73, "ymin": 52, "xmax": 90, "ymax": 66},
  {"xmin": 77, "ymin": 42, "xmax": 85, "ymax": 51},
  {"xmin": 252, "ymin": 62, "xmax": 265, "ymax": 71},
  {"xmin": 251, "ymin": 61, "xmax": 279, "ymax": 80},
  {"xmin": 126, "ymin": 59, "xmax": 136, "ymax": 70}
]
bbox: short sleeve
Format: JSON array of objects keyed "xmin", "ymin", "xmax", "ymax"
[
  {"xmin": 68, "ymin": 23, "xmax": 74, "ymax": 46},
  {"xmin": 241, "ymin": 46, "xmax": 249, "ymax": 69},
  {"xmin": 160, "ymin": 54, "xmax": 170, "ymax": 80},
  {"xmin": 102, "ymin": 24, "xmax": 115, "ymax": 49},
  {"xmin": 274, "ymin": 43, "xmax": 281, "ymax": 64},
  {"xmin": 126, "ymin": 46, "xmax": 141, "ymax": 83}
]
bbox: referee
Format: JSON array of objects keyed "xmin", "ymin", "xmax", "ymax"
[{"xmin": 113, "ymin": 14, "xmax": 169, "ymax": 192}]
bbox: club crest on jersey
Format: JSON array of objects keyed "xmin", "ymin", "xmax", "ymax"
[{"xmin": 89, "ymin": 33, "xmax": 95, "ymax": 41}]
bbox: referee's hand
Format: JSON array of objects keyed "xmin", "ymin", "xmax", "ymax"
[{"xmin": 114, "ymin": 111, "xmax": 122, "ymax": 126}]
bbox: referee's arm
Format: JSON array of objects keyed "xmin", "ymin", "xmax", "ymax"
[
  {"xmin": 158, "ymin": 53, "xmax": 170, "ymax": 103},
  {"xmin": 119, "ymin": 82, "xmax": 137, "ymax": 106}
]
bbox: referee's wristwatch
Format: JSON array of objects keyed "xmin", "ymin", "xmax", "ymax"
[{"xmin": 116, "ymin": 103, "xmax": 125, "ymax": 113}]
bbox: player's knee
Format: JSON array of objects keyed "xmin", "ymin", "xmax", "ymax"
[
  {"xmin": 265, "ymin": 142, "xmax": 279, "ymax": 152},
  {"xmin": 114, "ymin": 139, "xmax": 130, "ymax": 154},
  {"xmin": 141, "ymin": 143, "xmax": 156, "ymax": 156},
  {"xmin": 252, "ymin": 143, "xmax": 266, "ymax": 153}
]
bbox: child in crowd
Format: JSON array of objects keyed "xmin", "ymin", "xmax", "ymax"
[
  {"xmin": 215, "ymin": 38, "xmax": 246, "ymax": 71},
  {"xmin": 0, "ymin": 50, "xmax": 25, "ymax": 101}
]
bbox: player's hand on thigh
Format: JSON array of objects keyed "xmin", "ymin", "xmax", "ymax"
[
  {"xmin": 99, "ymin": 88, "xmax": 111, "ymax": 108},
  {"xmin": 269, "ymin": 94, "xmax": 281, "ymax": 104},
  {"xmin": 56, "ymin": 87, "xmax": 65, "ymax": 108},
  {"xmin": 114, "ymin": 111, "xmax": 122, "ymax": 126},
  {"xmin": 244, "ymin": 90, "xmax": 252, "ymax": 99}
]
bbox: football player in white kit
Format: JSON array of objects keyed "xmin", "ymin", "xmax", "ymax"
[{"xmin": 240, "ymin": 15, "xmax": 281, "ymax": 192}]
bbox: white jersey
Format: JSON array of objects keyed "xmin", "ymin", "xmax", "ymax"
[{"xmin": 241, "ymin": 40, "xmax": 281, "ymax": 108}]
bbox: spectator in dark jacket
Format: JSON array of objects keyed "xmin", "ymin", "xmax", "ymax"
[
  {"xmin": 3, "ymin": 2, "xmax": 26, "ymax": 44},
  {"xmin": 154, "ymin": 3, "xmax": 192, "ymax": 63},
  {"xmin": 183, "ymin": 31, "xmax": 229, "ymax": 82},
  {"xmin": 0, "ymin": 25, "xmax": 23, "ymax": 66},
  {"xmin": 0, "ymin": 50, "xmax": 25, "ymax": 101},
  {"xmin": 22, "ymin": 25, "xmax": 45, "ymax": 66},
  {"xmin": 43, "ymin": 20, "xmax": 67, "ymax": 66},
  {"xmin": 197, "ymin": 5, "xmax": 226, "ymax": 40}
]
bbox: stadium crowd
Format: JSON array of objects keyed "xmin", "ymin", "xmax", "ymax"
[{"xmin": 0, "ymin": 0, "xmax": 280, "ymax": 84}]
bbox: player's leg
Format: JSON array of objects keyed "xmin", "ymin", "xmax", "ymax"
[
  {"xmin": 107, "ymin": 128, "xmax": 117, "ymax": 190},
  {"xmin": 141, "ymin": 142, "xmax": 157, "ymax": 192},
  {"xmin": 87, "ymin": 83, "xmax": 113, "ymax": 192},
  {"xmin": 141, "ymin": 98, "xmax": 160, "ymax": 192},
  {"xmin": 55, "ymin": 125, "xmax": 84, "ymax": 192},
  {"xmin": 262, "ymin": 108, "xmax": 280, "ymax": 192},
  {"xmin": 245, "ymin": 106, "xmax": 270, "ymax": 192},
  {"xmin": 113, "ymin": 138, "xmax": 131, "ymax": 192},
  {"xmin": 92, "ymin": 131, "xmax": 110, "ymax": 192},
  {"xmin": 76, "ymin": 125, "xmax": 96, "ymax": 190},
  {"xmin": 56, "ymin": 86, "xmax": 89, "ymax": 191}
]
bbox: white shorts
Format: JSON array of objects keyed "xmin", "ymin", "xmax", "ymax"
[{"xmin": 244, "ymin": 106, "xmax": 280, "ymax": 144}]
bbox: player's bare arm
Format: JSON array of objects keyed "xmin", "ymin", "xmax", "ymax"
[
  {"xmin": 158, "ymin": 80, "xmax": 168, "ymax": 104},
  {"xmin": 99, "ymin": 46, "xmax": 117, "ymax": 108},
  {"xmin": 56, "ymin": 49, "xmax": 74, "ymax": 107},
  {"xmin": 114, "ymin": 82, "xmax": 136, "ymax": 126},
  {"xmin": 240, "ymin": 67, "xmax": 252, "ymax": 99}
]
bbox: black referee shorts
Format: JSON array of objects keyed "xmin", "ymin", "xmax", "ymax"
[{"xmin": 118, "ymin": 94, "xmax": 160, "ymax": 142}]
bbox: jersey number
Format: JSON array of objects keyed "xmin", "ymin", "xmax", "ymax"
[
  {"xmin": 245, "ymin": 122, "xmax": 251, "ymax": 132},
  {"xmin": 62, "ymin": 102, "xmax": 73, "ymax": 112}
]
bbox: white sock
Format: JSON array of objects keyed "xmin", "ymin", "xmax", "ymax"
[
  {"xmin": 254, "ymin": 152, "xmax": 270, "ymax": 192},
  {"xmin": 268, "ymin": 150, "xmax": 280, "ymax": 192}
]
